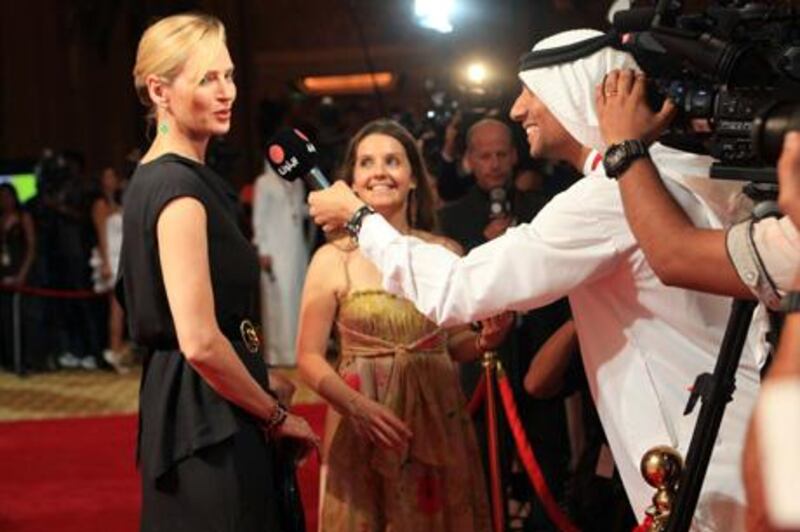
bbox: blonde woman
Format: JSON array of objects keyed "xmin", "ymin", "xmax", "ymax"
[
  {"xmin": 297, "ymin": 119, "xmax": 511, "ymax": 531},
  {"xmin": 120, "ymin": 13, "xmax": 318, "ymax": 531}
]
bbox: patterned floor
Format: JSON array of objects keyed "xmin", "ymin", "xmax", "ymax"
[{"xmin": 0, "ymin": 367, "xmax": 319, "ymax": 422}]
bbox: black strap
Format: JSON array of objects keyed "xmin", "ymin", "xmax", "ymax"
[{"xmin": 518, "ymin": 32, "xmax": 622, "ymax": 72}]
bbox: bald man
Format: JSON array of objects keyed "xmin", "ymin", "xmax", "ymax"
[{"xmin": 439, "ymin": 118, "xmax": 547, "ymax": 249}]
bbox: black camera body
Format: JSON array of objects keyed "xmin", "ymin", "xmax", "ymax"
[
  {"xmin": 617, "ymin": 1, "xmax": 800, "ymax": 181},
  {"xmin": 418, "ymin": 78, "xmax": 505, "ymax": 162}
]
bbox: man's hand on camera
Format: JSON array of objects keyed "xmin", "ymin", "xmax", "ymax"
[
  {"xmin": 308, "ymin": 181, "xmax": 366, "ymax": 234},
  {"xmin": 778, "ymin": 131, "xmax": 800, "ymax": 230},
  {"xmin": 595, "ymin": 69, "xmax": 677, "ymax": 146}
]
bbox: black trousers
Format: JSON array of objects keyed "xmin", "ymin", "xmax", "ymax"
[{"xmin": 140, "ymin": 421, "xmax": 280, "ymax": 532}]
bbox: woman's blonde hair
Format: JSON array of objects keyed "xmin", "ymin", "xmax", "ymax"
[{"xmin": 132, "ymin": 13, "xmax": 226, "ymax": 117}]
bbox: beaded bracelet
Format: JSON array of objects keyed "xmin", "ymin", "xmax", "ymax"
[{"xmin": 262, "ymin": 403, "xmax": 289, "ymax": 434}]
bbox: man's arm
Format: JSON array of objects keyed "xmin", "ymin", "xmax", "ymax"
[
  {"xmin": 355, "ymin": 188, "xmax": 621, "ymax": 327},
  {"xmin": 524, "ymin": 319, "xmax": 578, "ymax": 398},
  {"xmin": 435, "ymin": 112, "xmax": 474, "ymax": 202},
  {"xmin": 308, "ymin": 180, "xmax": 623, "ymax": 326},
  {"xmin": 596, "ymin": 69, "xmax": 752, "ymax": 298},
  {"xmin": 616, "ymin": 158, "xmax": 751, "ymax": 298}
]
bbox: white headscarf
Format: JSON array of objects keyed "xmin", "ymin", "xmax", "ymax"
[
  {"xmin": 518, "ymin": 29, "xmax": 638, "ymax": 154},
  {"xmin": 518, "ymin": 29, "xmax": 747, "ymax": 225}
]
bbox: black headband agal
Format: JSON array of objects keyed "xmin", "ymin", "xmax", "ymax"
[{"xmin": 518, "ymin": 33, "xmax": 621, "ymax": 73}]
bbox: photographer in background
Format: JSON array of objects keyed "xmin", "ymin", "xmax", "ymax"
[
  {"xmin": 433, "ymin": 111, "xmax": 474, "ymax": 201},
  {"xmin": 595, "ymin": 72, "xmax": 800, "ymax": 309}
]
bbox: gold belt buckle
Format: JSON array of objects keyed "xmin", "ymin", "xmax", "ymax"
[{"xmin": 239, "ymin": 319, "xmax": 261, "ymax": 354}]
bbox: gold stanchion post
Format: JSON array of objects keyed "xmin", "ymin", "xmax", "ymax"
[
  {"xmin": 640, "ymin": 445, "xmax": 683, "ymax": 531},
  {"xmin": 483, "ymin": 350, "xmax": 504, "ymax": 532}
]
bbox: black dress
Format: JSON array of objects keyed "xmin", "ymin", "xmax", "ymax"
[{"xmin": 118, "ymin": 153, "xmax": 280, "ymax": 532}]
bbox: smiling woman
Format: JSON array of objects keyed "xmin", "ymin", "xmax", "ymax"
[
  {"xmin": 121, "ymin": 12, "xmax": 319, "ymax": 532},
  {"xmin": 296, "ymin": 119, "xmax": 505, "ymax": 532}
]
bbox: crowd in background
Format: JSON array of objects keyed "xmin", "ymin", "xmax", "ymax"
[{"xmin": 0, "ymin": 97, "xmax": 578, "ymax": 376}]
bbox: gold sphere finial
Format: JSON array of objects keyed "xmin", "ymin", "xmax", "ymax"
[{"xmin": 639, "ymin": 446, "xmax": 683, "ymax": 532}]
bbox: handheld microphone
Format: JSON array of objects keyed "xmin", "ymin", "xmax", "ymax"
[
  {"xmin": 488, "ymin": 187, "xmax": 511, "ymax": 220},
  {"xmin": 266, "ymin": 128, "xmax": 331, "ymax": 191}
]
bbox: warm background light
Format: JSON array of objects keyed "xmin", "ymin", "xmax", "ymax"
[
  {"xmin": 299, "ymin": 72, "xmax": 396, "ymax": 95},
  {"xmin": 466, "ymin": 62, "xmax": 488, "ymax": 84}
]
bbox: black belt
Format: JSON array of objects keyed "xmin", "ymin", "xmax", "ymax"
[
  {"xmin": 225, "ymin": 318, "xmax": 262, "ymax": 354},
  {"xmin": 145, "ymin": 318, "xmax": 262, "ymax": 354}
]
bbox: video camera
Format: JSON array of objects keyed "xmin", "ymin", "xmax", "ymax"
[{"xmin": 614, "ymin": 0, "xmax": 800, "ymax": 182}]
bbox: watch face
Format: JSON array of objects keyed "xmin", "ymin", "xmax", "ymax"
[{"xmin": 607, "ymin": 148, "xmax": 625, "ymax": 166}]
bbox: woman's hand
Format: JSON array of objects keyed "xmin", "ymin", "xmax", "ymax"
[
  {"xmin": 477, "ymin": 311, "xmax": 515, "ymax": 351},
  {"xmin": 347, "ymin": 395, "xmax": 412, "ymax": 450},
  {"xmin": 271, "ymin": 412, "xmax": 321, "ymax": 463},
  {"xmin": 595, "ymin": 69, "xmax": 677, "ymax": 146},
  {"xmin": 308, "ymin": 181, "xmax": 366, "ymax": 234},
  {"xmin": 269, "ymin": 372, "xmax": 297, "ymax": 406}
]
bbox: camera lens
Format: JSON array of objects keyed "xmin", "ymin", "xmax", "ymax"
[{"xmin": 752, "ymin": 101, "xmax": 800, "ymax": 164}]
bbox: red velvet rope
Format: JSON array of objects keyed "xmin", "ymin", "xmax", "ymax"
[
  {"xmin": 0, "ymin": 283, "xmax": 104, "ymax": 299},
  {"xmin": 632, "ymin": 514, "xmax": 653, "ymax": 532},
  {"xmin": 467, "ymin": 375, "xmax": 487, "ymax": 415},
  {"xmin": 497, "ymin": 370, "xmax": 580, "ymax": 532}
]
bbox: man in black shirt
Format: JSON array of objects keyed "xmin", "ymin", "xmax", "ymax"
[{"xmin": 439, "ymin": 118, "xmax": 545, "ymax": 248}]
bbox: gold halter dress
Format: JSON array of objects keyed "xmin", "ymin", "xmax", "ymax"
[{"xmin": 320, "ymin": 288, "xmax": 491, "ymax": 532}]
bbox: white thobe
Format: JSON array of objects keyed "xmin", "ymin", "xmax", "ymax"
[
  {"xmin": 252, "ymin": 166, "xmax": 309, "ymax": 366},
  {"xmin": 357, "ymin": 165, "xmax": 768, "ymax": 531}
]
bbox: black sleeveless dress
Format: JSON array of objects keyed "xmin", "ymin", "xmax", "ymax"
[{"xmin": 118, "ymin": 153, "xmax": 280, "ymax": 531}]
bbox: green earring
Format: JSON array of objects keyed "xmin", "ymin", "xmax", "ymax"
[{"xmin": 158, "ymin": 122, "xmax": 169, "ymax": 135}]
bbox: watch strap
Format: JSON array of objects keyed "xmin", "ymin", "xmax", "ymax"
[
  {"xmin": 345, "ymin": 204, "xmax": 376, "ymax": 241},
  {"xmin": 781, "ymin": 291, "xmax": 800, "ymax": 313},
  {"xmin": 604, "ymin": 139, "xmax": 649, "ymax": 179}
]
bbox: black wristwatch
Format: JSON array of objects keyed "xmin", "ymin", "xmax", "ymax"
[
  {"xmin": 345, "ymin": 204, "xmax": 376, "ymax": 241},
  {"xmin": 781, "ymin": 291, "xmax": 800, "ymax": 313},
  {"xmin": 603, "ymin": 139, "xmax": 649, "ymax": 179}
]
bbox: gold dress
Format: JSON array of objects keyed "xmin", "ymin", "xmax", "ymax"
[{"xmin": 320, "ymin": 289, "xmax": 491, "ymax": 532}]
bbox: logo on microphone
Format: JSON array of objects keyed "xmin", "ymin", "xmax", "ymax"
[
  {"xmin": 292, "ymin": 129, "xmax": 318, "ymax": 155},
  {"xmin": 268, "ymin": 145, "xmax": 285, "ymax": 164},
  {"xmin": 268, "ymin": 144, "xmax": 299, "ymax": 177}
]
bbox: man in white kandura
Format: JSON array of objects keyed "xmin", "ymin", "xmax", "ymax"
[
  {"xmin": 307, "ymin": 29, "xmax": 769, "ymax": 531},
  {"xmin": 252, "ymin": 163, "xmax": 309, "ymax": 366}
]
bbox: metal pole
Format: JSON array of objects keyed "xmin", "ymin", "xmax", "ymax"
[{"xmin": 12, "ymin": 292, "xmax": 23, "ymax": 375}]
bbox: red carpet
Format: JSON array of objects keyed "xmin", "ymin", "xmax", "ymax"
[{"xmin": 0, "ymin": 404, "xmax": 326, "ymax": 532}]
